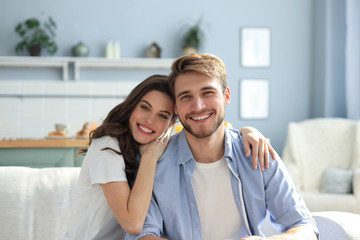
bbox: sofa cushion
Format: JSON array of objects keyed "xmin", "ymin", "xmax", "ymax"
[
  {"xmin": 0, "ymin": 167, "xmax": 80, "ymax": 240},
  {"xmin": 320, "ymin": 167, "xmax": 353, "ymax": 194},
  {"xmin": 302, "ymin": 192, "xmax": 356, "ymax": 213}
]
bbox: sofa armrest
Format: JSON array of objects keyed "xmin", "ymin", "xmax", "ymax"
[
  {"xmin": 353, "ymin": 168, "xmax": 360, "ymax": 214},
  {"xmin": 285, "ymin": 162, "xmax": 302, "ymax": 191},
  {"xmin": 312, "ymin": 211, "xmax": 360, "ymax": 240}
]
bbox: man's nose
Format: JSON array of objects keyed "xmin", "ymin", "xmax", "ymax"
[{"xmin": 192, "ymin": 96, "xmax": 205, "ymax": 111}]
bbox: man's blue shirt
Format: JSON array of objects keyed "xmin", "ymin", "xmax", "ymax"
[{"xmin": 126, "ymin": 128, "xmax": 318, "ymax": 239}]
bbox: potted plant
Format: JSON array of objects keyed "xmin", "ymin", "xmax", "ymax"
[
  {"xmin": 182, "ymin": 17, "xmax": 204, "ymax": 55},
  {"xmin": 15, "ymin": 16, "xmax": 58, "ymax": 56}
]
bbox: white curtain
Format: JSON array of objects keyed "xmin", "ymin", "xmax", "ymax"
[{"xmin": 346, "ymin": 0, "xmax": 360, "ymax": 120}]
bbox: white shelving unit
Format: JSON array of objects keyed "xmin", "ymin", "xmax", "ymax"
[
  {"xmin": 0, "ymin": 56, "xmax": 174, "ymax": 81},
  {"xmin": 73, "ymin": 57, "xmax": 173, "ymax": 80},
  {"xmin": 0, "ymin": 56, "xmax": 69, "ymax": 80}
]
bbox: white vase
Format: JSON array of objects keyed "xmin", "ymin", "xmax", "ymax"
[
  {"xmin": 106, "ymin": 41, "xmax": 114, "ymax": 59},
  {"xmin": 182, "ymin": 46, "xmax": 197, "ymax": 55}
]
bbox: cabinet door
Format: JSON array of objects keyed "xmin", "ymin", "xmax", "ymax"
[{"xmin": 0, "ymin": 148, "xmax": 77, "ymax": 168}]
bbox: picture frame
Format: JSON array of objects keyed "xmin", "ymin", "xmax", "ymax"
[
  {"xmin": 240, "ymin": 27, "xmax": 271, "ymax": 67},
  {"xmin": 239, "ymin": 79, "xmax": 270, "ymax": 119}
]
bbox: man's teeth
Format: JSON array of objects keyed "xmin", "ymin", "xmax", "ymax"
[
  {"xmin": 192, "ymin": 114, "xmax": 210, "ymax": 121},
  {"xmin": 139, "ymin": 125, "xmax": 153, "ymax": 133}
]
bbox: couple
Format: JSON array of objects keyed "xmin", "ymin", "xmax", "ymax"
[{"xmin": 64, "ymin": 53, "xmax": 318, "ymax": 240}]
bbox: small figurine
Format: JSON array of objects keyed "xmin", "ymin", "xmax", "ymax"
[{"xmin": 146, "ymin": 42, "xmax": 161, "ymax": 58}]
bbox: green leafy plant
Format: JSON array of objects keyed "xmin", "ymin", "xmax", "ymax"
[
  {"xmin": 182, "ymin": 17, "xmax": 204, "ymax": 50},
  {"xmin": 15, "ymin": 16, "xmax": 57, "ymax": 56}
]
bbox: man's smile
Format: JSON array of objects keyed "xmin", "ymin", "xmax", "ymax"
[{"xmin": 189, "ymin": 113, "xmax": 213, "ymax": 121}]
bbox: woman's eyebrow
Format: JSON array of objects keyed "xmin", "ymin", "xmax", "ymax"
[
  {"xmin": 160, "ymin": 110, "xmax": 171, "ymax": 116},
  {"xmin": 141, "ymin": 99, "xmax": 171, "ymax": 116},
  {"xmin": 140, "ymin": 100, "xmax": 152, "ymax": 108}
]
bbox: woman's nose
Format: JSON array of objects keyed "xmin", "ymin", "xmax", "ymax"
[{"xmin": 145, "ymin": 113, "xmax": 155, "ymax": 124}]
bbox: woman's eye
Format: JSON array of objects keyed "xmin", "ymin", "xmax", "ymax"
[
  {"xmin": 140, "ymin": 105, "xmax": 149, "ymax": 110},
  {"xmin": 159, "ymin": 114, "xmax": 168, "ymax": 120}
]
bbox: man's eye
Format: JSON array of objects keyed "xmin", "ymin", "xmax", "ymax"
[
  {"xmin": 204, "ymin": 91, "xmax": 214, "ymax": 95},
  {"xmin": 180, "ymin": 95, "xmax": 190, "ymax": 100}
]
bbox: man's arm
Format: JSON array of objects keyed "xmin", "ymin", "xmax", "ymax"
[
  {"xmin": 259, "ymin": 157, "xmax": 318, "ymax": 240},
  {"xmin": 241, "ymin": 225, "xmax": 318, "ymax": 239}
]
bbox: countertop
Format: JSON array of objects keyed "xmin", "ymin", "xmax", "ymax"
[{"xmin": 0, "ymin": 138, "xmax": 89, "ymax": 148}]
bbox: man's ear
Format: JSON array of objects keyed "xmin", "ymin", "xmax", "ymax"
[
  {"xmin": 224, "ymin": 87, "xmax": 231, "ymax": 105},
  {"xmin": 174, "ymin": 105, "xmax": 178, "ymax": 115}
]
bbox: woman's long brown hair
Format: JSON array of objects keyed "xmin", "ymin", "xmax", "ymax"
[{"xmin": 79, "ymin": 74, "xmax": 175, "ymax": 183}]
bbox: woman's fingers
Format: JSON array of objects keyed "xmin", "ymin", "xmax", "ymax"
[
  {"xmin": 268, "ymin": 141, "xmax": 277, "ymax": 160},
  {"xmin": 258, "ymin": 138, "xmax": 265, "ymax": 172}
]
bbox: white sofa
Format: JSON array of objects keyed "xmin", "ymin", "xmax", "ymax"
[
  {"xmin": 1, "ymin": 166, "xmax": 360, "ymax": 240},
  {"xmin": 0, "ymin": 167, "xmax": 80, "ymax": 240},
  {"xmin": 282, "ymin": 118, "xmax": 360, "ymax": 214}
]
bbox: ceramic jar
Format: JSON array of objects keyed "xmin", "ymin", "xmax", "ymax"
[{"xmin": 72, "ymin": 41, "xmax": 89, "ymax": 57}]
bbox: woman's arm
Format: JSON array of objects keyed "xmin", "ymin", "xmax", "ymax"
[
  {"xmin": 240, "ymin": 126, "xmax": 276, "ymax": 171},
  {"xmin": 101, "ymin": 136, "xmax": 169, "ymax": 235}
]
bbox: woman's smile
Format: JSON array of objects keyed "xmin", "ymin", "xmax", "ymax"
[{"xmin": 137, "ymin": 123, "xmax": 155, "ymax": 135}]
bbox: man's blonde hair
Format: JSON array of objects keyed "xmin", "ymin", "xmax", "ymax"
[{"xmin": 168, "ymin": 53, "xmax": 227, "ymax": 97}]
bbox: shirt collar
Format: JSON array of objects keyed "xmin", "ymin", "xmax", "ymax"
[{"xmin": 175, "ymin": 127, "xmax": 235, "ymax": 165}]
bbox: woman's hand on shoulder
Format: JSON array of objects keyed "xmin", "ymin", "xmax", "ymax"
[
  {"xmin": 139, "ymin": 135, "xmax": 170, "ymax": 162},
  {"xmin": 240, "ymin": 126, "xmax": 277, "ymax": 171}
]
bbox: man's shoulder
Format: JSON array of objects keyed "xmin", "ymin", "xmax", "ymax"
[
  {"xmin": 157, "ymin": 132, "xmax": 186, "ymax": 165},
  {"xmin": 225, "ymin": 128, "xmax": 244, "ymax": 147}
]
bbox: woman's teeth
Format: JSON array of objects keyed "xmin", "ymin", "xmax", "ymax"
[{"xmin": 139, "ymin": 124, "xmax": 153, "ymax": 133}]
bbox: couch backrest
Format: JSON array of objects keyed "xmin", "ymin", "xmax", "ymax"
[
  {"xmin": 0, "ymin": 167, "xmax": 80, "ymax": 240},
  {"xmin": 282, "ymin": 118, "xmax": 359, "ymax": 192}
]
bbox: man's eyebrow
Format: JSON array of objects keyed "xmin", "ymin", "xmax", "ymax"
[
  {"xmin": 176, "ymin": 90, "xmax": 190, "ymax": 99},
  {"xmin": 176, "ymin": 86, "xmax": 216, "ymax": 98},
  {"xmin": 201, "ymin": 86, "xmax": 216, "ymax": 91}
]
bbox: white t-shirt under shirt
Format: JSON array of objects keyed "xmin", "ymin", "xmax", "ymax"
[
  {"xmin": 63, "ymin": 136, "xmax": 127, "ymax": 240},
  {"xmin": 192, "ymin": 157, "xmax": 243, "ymax": 240}
]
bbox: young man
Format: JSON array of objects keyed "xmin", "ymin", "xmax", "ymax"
[{"xmin": 125, "ymin": 53, "xmax": 318, "ymax": 240}]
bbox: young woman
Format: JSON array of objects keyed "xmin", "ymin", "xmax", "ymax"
[{"xmin": 62, "ymin": 74, "xmax": 275, "ymax": 240}]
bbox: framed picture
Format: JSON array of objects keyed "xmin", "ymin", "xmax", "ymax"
[
  {"xmin": 240, "ymin": 27, "xmax": 271, "ymax": 67},
  {"xmin": 239, "ymin": 79, "xmax": 270, "ymax": 119}
]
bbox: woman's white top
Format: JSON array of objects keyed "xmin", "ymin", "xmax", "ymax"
[{"xmin": 63, "ymin": 136, "xmax": 127, "ymax": 240}]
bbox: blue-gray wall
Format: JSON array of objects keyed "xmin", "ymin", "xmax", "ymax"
[{"xmin": 0, "ymin": 0, "xmax": 342, "ymax": 154}]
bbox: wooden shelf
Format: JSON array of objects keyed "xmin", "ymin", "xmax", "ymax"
[
  {"xmin": 0, "ymin": 56, "xmax": 174, "ymax": 80},
  {"xmin": 0, "ymin": 139, "xmax": 89, "ymax": 148}
]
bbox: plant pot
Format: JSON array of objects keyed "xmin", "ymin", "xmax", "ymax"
[
  {"xmin": 28, "ymin": 45, "xmax": 41, "ymax": 56},
  {"xmin": 182, "ymin": 46, "xmax": 197, "ymax": 56}
]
